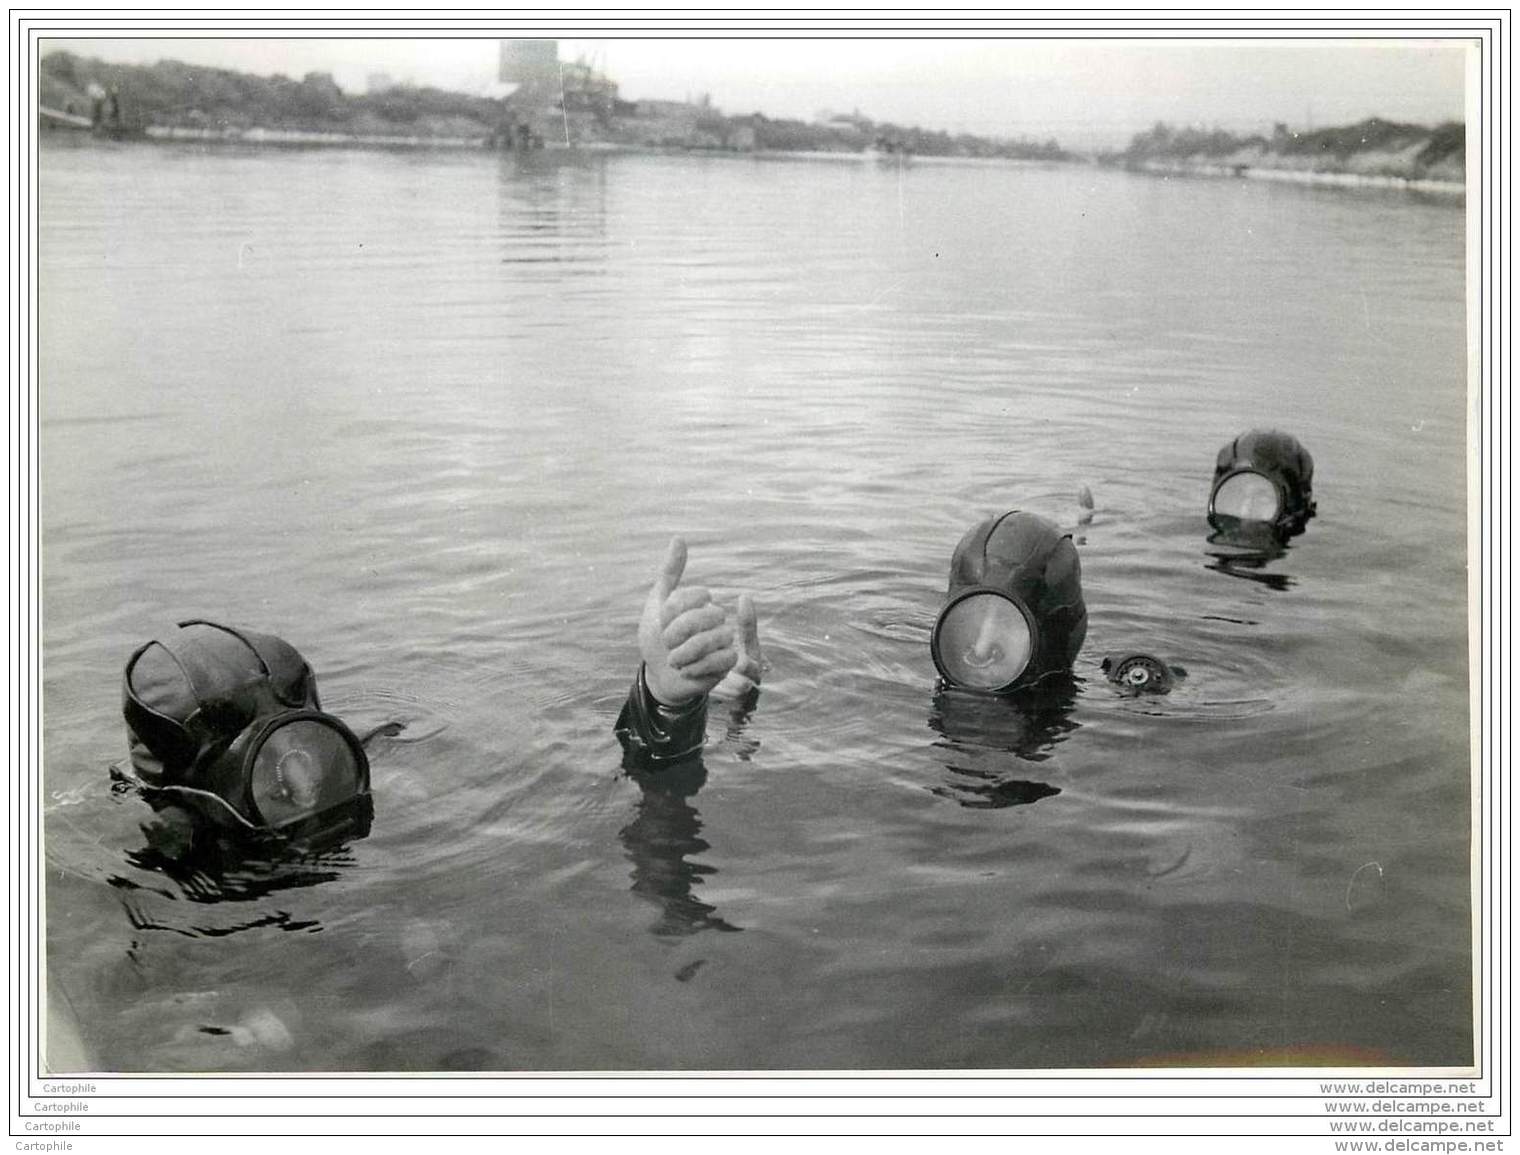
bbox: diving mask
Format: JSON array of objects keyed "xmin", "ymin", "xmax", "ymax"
[
  {"xmin": 931, "ymin": 511, "xmax": 1087, "ymax": 694},
  {"xmin": 122, "ymin": 620, "xmax": 371, "ymax": 848}
]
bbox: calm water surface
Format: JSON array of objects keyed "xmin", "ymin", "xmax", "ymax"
[{"xmin": 40, "ymin": 141, "xmax": 1471, "ymax": 1071}]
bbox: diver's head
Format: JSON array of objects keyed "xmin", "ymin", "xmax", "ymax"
[
  {"xmin": 1208, "ymin": 429, "xmax": 1316, "ymax": 540},
  {"xmin": 931, "ymin": 511, "xmax": 1087, "ymax": 694},
  {"xmin": 122, "ymin": 620, "xmax": 372, "ymax": 852}
]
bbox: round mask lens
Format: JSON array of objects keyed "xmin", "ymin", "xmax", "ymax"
[
  {"xmin": 1212, "ymin": 471, "xmax": 1281, "ymax": 523},
  {"xmin": 933, "ymin": 592, "xmax": 1034, "ymax": 691},
  {"xmin": 249, "ymin": 717, "xmax": 363, "ymax": 828}
]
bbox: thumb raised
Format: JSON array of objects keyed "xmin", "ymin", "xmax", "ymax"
[{"xmin": 650, "ymin": 536, "xmax": 688, "ymax": 603}]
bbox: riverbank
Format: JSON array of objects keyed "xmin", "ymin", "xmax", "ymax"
[
  {"xmin": 1128, "ymin": 157, "xmax": 1464, "ymax": 198},
  {"xmin": 39, "ymin": 49, "xmax": 1464, "ymax": 197},
  {"xmin": 1105, "ymin": 117, "xmax": 1464, "ymax": 194},
  {"xmin": 40, "ymin": 126, "xmax": 1464, "ymax": 203},
  {"xmin": 39, "ymin": 49, "xmax": 1067, "ymax": 162},
  {"xmin": 142, "ymin": 123, "xmax": 488, "ymax": 149}
]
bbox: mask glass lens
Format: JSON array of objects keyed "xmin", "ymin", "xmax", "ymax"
[
  {"xmin": 1213, "ymin": 471, "xmax": 1281, "ymax": 522},
  {"xmin": 935, "ymin": 592, "xmax": 1033, "ymax": 691},
  {"xmin": 249, "ymin": 718, "xmax": 362, "ymax": 827}
]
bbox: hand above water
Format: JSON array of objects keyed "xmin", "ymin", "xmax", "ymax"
[{"xmin": 640, "ymin": 537, "xmax": 742, "ymax": 706}]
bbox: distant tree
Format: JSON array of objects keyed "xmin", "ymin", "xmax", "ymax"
[{"xmin": 1416, "ymin": 121, "xmax": 1465, "ymax": 168}]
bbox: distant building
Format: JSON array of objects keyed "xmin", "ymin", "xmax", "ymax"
[
  {"xmin": 496, "ymin": 39, "xmax": 631, "ymax": 146},
  {"xmin": 826, "ymin": 110, "xmax": 873, "ymax": 132},
  {"xmin": 555, "ymin": 56, "xmax": 619, "ymax": 116},
  {"xmin": 503, "ymin": 44, "xmax": 620, "ymax": 120},
  {"xmin": 498, "ymin": 40, "xmax": 559, "ymax": 86}
]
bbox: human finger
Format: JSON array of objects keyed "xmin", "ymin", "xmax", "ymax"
[
  {"xmin": 659, "ymin": 584, "xmax": 712, "ymax": 627},
  {"xmin": 650, "ymin": 536, "xmax": 687, "ymax": 602},
  {"xmin": 668, "ymin": 623, "xmax": 735, "ymax": 669},
  {"xmin": 675, "ymin": 644, "xmax": 738, "ymax": 682},
  {"xmin": 735, "ymin": 594, "xmax": 760, "ymax": 656},
  {"xmin": 730, "ymin": 650, "xmax": 762, "ymax": 684},
  {"xmin": 662, "ymin": 602, "xmax": 726, "ymax": 650}
]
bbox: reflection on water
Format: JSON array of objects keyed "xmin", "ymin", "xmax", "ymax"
[
  {"xmin": 621, "ymin": 761, "xmax": 742, "ymax": 937},
  {"xmin": 619, "ymin": 694, "xmax": 760, "ymax": 937},
  {"xmin": 1204, "ymin": 527, "xmax": 1297, "ymax": 590},
  {"xmin": 927, "ymin": 681, "xmax": 1078, "ymax": 808},
  {"xmin": 109, "ymin": 834, "xmax": 362, "ymax": 943},
  {"xmin": 40, "ymin": 142, "xmax": 1471, "ymax": 1071}
]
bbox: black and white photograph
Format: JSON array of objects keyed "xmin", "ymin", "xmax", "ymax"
[{"xmin": 27, "ymin": 15, "xmax": 1487, "ymax": 1096}]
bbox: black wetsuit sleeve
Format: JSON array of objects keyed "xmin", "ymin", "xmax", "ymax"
[{"xmin": 615, "ymin": 664, "xmax": 708, "ymax": 770}]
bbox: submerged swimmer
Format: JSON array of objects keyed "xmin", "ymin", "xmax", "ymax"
[
  {"xmin": 118, "ymin": 620, "xmax": 375, "ymax": 859},
  {"xmin": 930, "ymin": 510, "xmax": 1087, "ymax": 694},
  {"xmin": 1208, "ymin": 429, "xmax": 1317, "ymax": 543}
]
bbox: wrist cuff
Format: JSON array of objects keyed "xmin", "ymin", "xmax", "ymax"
[{"xmin": 615, "ymin": 664, "xmax": 708, "ymax": 769}]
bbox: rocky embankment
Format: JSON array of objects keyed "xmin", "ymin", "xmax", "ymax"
[{"xmin": 1107, "ymin": 119, "xmax": 1464, "ymax": 192}]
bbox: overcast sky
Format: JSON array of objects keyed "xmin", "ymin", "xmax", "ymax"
[{"xmin": 46, "ymin": 36, "xmax": 1470, "ymax": 149}]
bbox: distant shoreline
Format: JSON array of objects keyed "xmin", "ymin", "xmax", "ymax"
[
  {"xmin": 40, "ymin": 131, "xmax": 1465, "ymax": 202},
  {"xmin": 38, "ymin": 49, "xmax": 1067, "ymax": 165},
  {"xmin": 1100, "ymin": 119, "xmax": 1463, "ymax": 198},
  {"xmin": 40, "ymin": 49, "xmax": 1462, "ymax": 200},
  {"xmin": 1126, "ymin": 158, "xmax": 1464, "ymax": 198},
  {"xmin": 144, "ymin": 123, "xmax": 488, "ymax": 148}
]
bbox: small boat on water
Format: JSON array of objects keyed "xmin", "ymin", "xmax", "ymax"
[
  {"xmin": 40, "ymin": 80, "xmax": 147, "ymax": 140},
  {"xmin": 39, "ymin": 105, "xmax": 92, "ymax": 130},
  {"xmin": 39, "ymin": 105, "xmax": 146, "ymax": 140}
]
